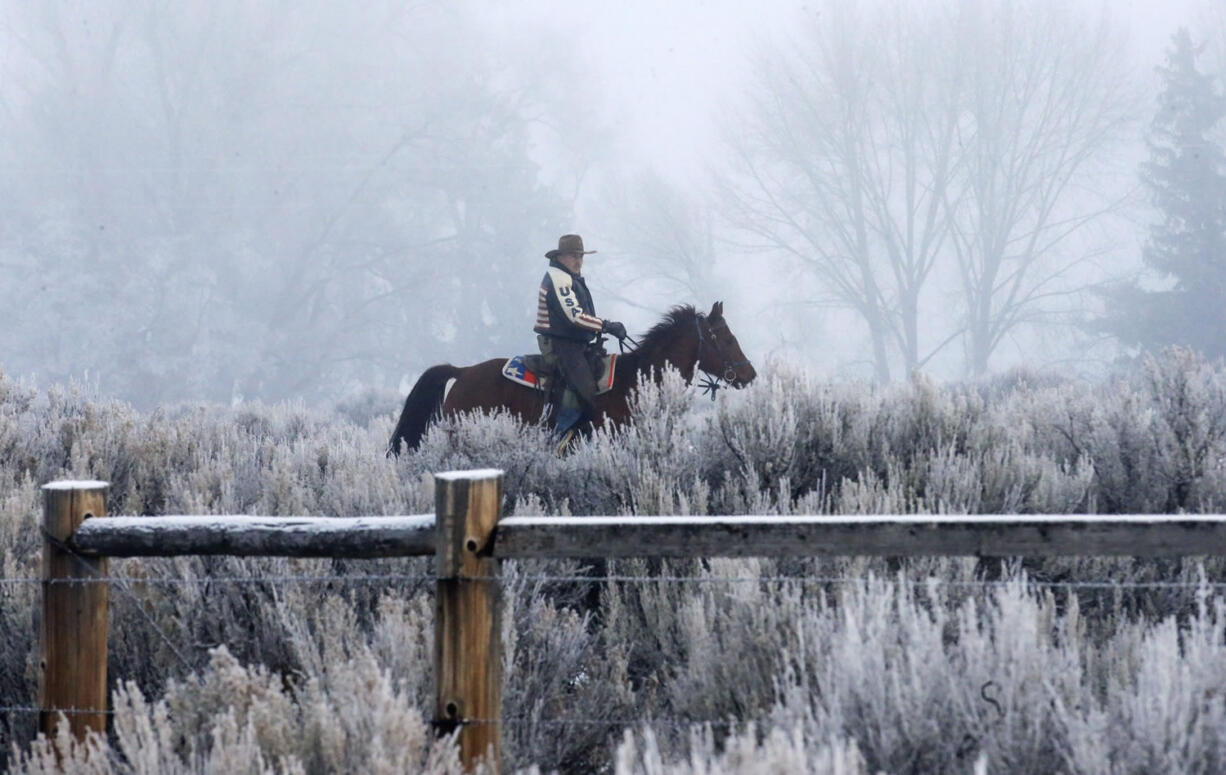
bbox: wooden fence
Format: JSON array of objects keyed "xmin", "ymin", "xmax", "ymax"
[{"xmin": 37, "ymin": 471, "xmax": 1226, "ymax": 773}]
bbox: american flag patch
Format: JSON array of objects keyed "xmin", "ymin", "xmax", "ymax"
[
  {"xmin": 501, "ymin": 354, "xmax": 618, "ymax": 394},
  {"xmin": 501, "ymin": 355, "xmax": 540, "ymax": 389}
]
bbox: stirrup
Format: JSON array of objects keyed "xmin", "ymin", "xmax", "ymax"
[{"xmin": 554, "ymin": 427, "xmax": 580, "ymax": 457}]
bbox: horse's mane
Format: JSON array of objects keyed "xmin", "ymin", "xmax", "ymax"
[{"xmin": 633, "ymin": 305, "xmax": 698, "ymax": 354}]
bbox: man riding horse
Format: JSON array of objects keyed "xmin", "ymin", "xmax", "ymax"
[
  {"xmin": 385, "ymin": 235, "xmax": 756, "ymax": 458},
  {"xmin": 534, "ymin": 234, "xmax": 627, "ymax": 451}
]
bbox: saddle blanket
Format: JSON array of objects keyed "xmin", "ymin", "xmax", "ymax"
[{"xmin": 501, "ymin": 353, "xmax": 618, "ymax": 395}]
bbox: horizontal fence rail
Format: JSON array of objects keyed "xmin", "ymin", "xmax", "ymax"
[
  {"xmin": 70, "ymin": 514, "xmax": 435, "ymax": 557},
  {"xmin": 66, "ymin": 513, "xmax": 1226, "ymax": 562},
  {"xmin": 492, "ymin": 514, "xmax": 1226, "ymax": 559}
]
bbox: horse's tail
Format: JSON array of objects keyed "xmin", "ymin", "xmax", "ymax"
[{"xmin": 386, "ymin": 364, "xmax": 462, "ymax": 457}]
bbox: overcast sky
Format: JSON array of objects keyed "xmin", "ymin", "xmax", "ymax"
[{"xmin": 501, "ymin": 0, "xmax": 1205, "ymax": 180}]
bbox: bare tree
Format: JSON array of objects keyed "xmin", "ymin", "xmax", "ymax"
[
  {"xmin": 946, "ymin": 0, "xmax": 1137, "ymax": 375},
  {"xmin": 719, "ymin": 0, "xmax": 1135, "ymax": 380},
  {"xmin": 0, "ymin": 1, "xmax": 585, "ymax": 405},
  {"xmin": 720, "ymin": 0, "xmax": 962, "ymax": 382}
]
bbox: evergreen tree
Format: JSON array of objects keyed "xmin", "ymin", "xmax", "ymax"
[{"xmin": 1103, "ymin": 28, "xmax": 1226, "ymax": 358}]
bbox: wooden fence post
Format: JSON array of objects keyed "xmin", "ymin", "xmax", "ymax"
[
  {"xmin": 434, "ymin": 469, "xmax": 504, "ymax": 774},
  {"xmin": 40, "ymin": 480, "xmax": 110, "ymax": 741}
]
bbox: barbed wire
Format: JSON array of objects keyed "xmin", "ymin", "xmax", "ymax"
[
  {"xmin": 465, "ymin": 717, "xmax": 741, "ymax": 729},
  {"xmin": 41, "ymin": 529, "xmax": 196, "ymax": 670},
  {"xmin": 0, "ymin": 706, "xmax": 742, "ymax": 731},
  {"xmin": 0, "ymin": 707, "xmax": 114, "ymax": 717},
  {"xmin": 0, "ymin": 573, "xmax": 438, "ymax": 587},
  {"xmin": 0, "ymin": 706, "xmax": 738, "ymax": 729},
  {"xmin": 3, "ymin": 572, "xmax": 1223, "ymax": 591},
  {"xmin": 501, "ymin": 573, "xmax": 1226, "ymax": 591}
]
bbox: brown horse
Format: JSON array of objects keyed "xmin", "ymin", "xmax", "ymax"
[{"xmin": 387, "ymin": 302, "xmax": 756, "ymax": 456}]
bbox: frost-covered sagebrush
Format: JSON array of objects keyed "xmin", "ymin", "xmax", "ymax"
[{"xmin": 5, "ymin": 351, "xmax": 1226, "ymax": 772}]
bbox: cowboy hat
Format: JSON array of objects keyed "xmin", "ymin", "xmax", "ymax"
[{"xmin": 546, "ymin": 234, "xmax": 597, "ymax": 259}]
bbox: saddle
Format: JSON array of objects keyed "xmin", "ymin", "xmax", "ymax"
[{"xmin": 501, "ymin": 353, "xmax": 619, "ymax": 395}]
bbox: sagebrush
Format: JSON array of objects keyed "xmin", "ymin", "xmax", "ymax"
[{"xmin": 4, "ymin": 350, "xmax": 1226, "ymax": 773}]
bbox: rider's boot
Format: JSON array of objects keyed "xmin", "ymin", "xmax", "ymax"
[{"xmin": 553, "ymin": 407, "xmax": 584, "ymax": 456}]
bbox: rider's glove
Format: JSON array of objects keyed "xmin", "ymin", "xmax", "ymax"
[{"xmin": 602, "ymin": 320, "xmax": 628, "ymax": 340}]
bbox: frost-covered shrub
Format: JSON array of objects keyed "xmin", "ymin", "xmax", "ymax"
[
  {"xmin": 701, "ymin": 350, "xmax": 1226, "ymax": 517},
  {"xmin": 704, "ymin": 367, "xmax": 873, "ymax": 511},
  {"xmin": 333, "ymin": 386, "xmax": 404, "ymax": 428},
  {"xmin": 502, "ymin": 561, "xmax": 637, "ymax": 772},
  {"xmin": 0, "ymin": 476, "xmax": 40, "ymax": 756},
  {"xmin": 8, "ymin": 355, "xmax": 1226, "ymax": 771},
  {"xmin": 1060, "ymin": 594, "xmax": 1226, "ymax": 774},
  {"xmin": 596, "ymin": 564, "xmax": 1226, "ymax": 775},
  {"xmin": 612, "ymin": 725, "xmax": 870, "ymax": 775},
  {"xmin": 1138, "ymin": 349, "xmax": 1226, "ymax": 511},
  {"xmin": 11, "ymin": 645, "xmax": 468, "ymax": 775},
  {"xmin": 1012, "ymin": 349, "xmax": 1226, "ymax": 515},
  {"xmin": 701, "ymin": 364, "xmax": 1098, "ymax": 515},
  {"xmin": 768, "ymin": 574, "xmax": 1079, "ymax": 774},
  {"xmin": 581, "ymin": 370, "xmax": 706, "ymax": 516}
]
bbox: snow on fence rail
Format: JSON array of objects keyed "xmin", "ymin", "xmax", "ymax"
[
  {"xmin": 72, "ymin": 514, "xmax": 436, "ymax": 557},
  {"xmin": 31, "ymin": 473, "xmax": 1226, "ymax": 774}
]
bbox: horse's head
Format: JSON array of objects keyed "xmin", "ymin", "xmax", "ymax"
[{"xmin": 696, "ymin": 301, "xmax": 757, "ymax": 388}]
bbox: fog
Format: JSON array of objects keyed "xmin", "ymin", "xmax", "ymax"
[{"xmin": 0, "ymin": 0, "xmax": 1219, "ymax": 408}]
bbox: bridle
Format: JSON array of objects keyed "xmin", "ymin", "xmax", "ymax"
[
  {"xmin": 694, "ymin": 313, "xmax": 753, "ymax": 396},
  {"xmin": 609, "ymin": 312, "xmax": 752, "ymax": 399}
]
